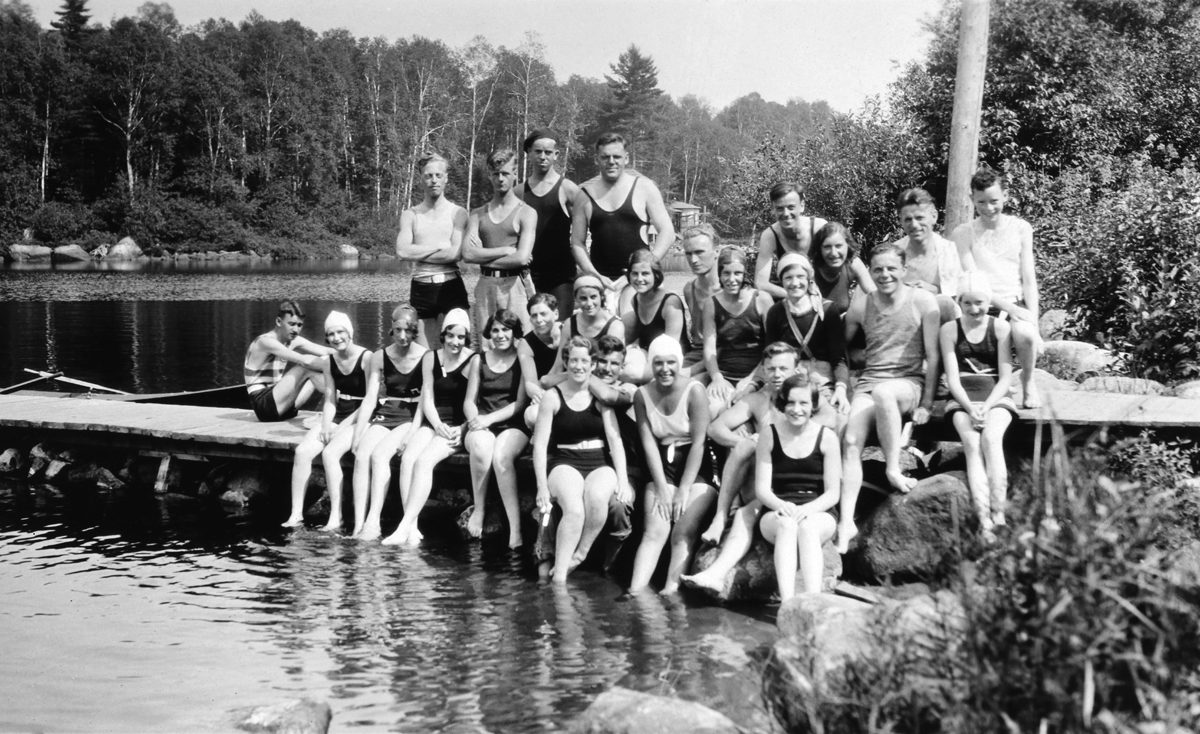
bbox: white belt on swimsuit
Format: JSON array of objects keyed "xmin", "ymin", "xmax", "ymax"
[
  {"xmin": 661, "ymin": 440, "xmax": 692, "ymax": 463},
  {"xmin": 412, "ymin": 271, "xmax": 461, "ymax": 284},
  {"xmin": 378, "ymin": 396, "xmax": 418, "ymax": 405},
  {"xmin": 559, "ymin": 439, "xmax": 603, "ymax": 451}
]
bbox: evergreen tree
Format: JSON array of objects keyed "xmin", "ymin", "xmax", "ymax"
[
  {"xmin": 598, "ymin": 44, "xmax": 664, "ymax": 166},
  {"xmin": 50, "ymin": 0, "xmax": 91, "ymax": 48}
]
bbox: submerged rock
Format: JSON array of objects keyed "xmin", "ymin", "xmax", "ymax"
[
  {"xmin": 201, "ymin": 464, "xmax": 275, "ymax": 508},
  {"xmin": 689, "ymin": 533, "xmax": 841, "ymax": 602},
  {"xmin": 570, "ymin": 687, "xmax": 737, "ymax": 734},
  {"xmin": 66, "ymin": 463, "xmax": 124, "ymax": 490},
  {"xmin": 1038, "ymin": 340, "xmax": 1116, "ymax": 381},
  {"xmin": 233, "ymin": 698, "xmax": 331, "ymax": 734},
  {"xmin": 843, "ymin": 471, "xmax": 977, "ymax": 581},
  {"xmin": 0, "ymin": 448, "xmax": 27, "ymax": 475}
]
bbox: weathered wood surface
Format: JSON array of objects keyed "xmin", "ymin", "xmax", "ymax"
[{"xmin": 1037, "ymin": 390, "xmax": 1200, "ymax": 428}]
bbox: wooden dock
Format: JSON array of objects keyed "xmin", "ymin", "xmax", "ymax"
[{"xmin": 0, "ymin": 389, "xmax": 1198, "ymax": 467}]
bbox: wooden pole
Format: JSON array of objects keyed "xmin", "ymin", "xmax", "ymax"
[{"xmin": 944, "ymin": 0, "xmax": 991, "ymax": 234}]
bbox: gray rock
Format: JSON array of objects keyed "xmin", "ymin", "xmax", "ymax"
[
  {"xmin": 844, "ymin": 471, "xmax": 977, "ymax": 581},
  {"xmin": 233, "ymin": 698, "xmax": 331, "ymax": 734},
  {"xmin": 66, "ymin": 463, "xmax": 124, "ymax": 490},
  {"xmin": 765, "ymin": 591, "xmax": 967, "ymax": 734},
  {"xmin": 8, "ymin": 243, "xmax": 53, "ymax": 261},
  {"xmin": 1038, "ymin": 308, "xmax": 1070, "ymax": 339},
  {"xmin": 1038, "ymin": 340, "xmax": 1116, "ymax": 381},
  {"xmin": 27, "ymin": 456, "xmax": 49, "ymax": 479},
  {"xmin": 337, "ymin": 243, "xmax": 359, "ymax": 258},
  {"xmin": 0, "ymin": 448, "xmax": 27, "ymax": 475},
  {"xmin": 1078, "ymin": 376, "xmax": 1167, "ymax": 395},
  {"xmin": 689, "ymin": 534, "xmax": 841, "ymax": 602},
  {"xmin": 201, "ymin": 464, "xmax": 274, "ymax": 508},
  {"xmin": 1170, "ymin": 380, "xmax": 1200, "ymax": 399},
  {"xmin": 570, "ymin": 687, "xmax": 737, "ymax": 734},
  {"xmin": 43, "ymin": 458, "xmax": 73, "ymax": 483},
  {"xmin": 52, "ymin": 244, "xmax": 91, "ymax": 262},
  {"xmin": 106, "ymin": 237, "xmax": 142, "ymax": 259}
]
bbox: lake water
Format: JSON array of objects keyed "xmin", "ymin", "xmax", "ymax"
[{"xmin": 0, "ymin": 260, "xmax": 778, "ymax": 732}]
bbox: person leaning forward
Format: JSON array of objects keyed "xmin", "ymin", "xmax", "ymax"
[
  {"xmin": 243, "ymin": 300, "xmax": 331, "ymax": 422},
  {"xmin": 571, "ymin": 131, "xmax": 675, "ymax": 312}
]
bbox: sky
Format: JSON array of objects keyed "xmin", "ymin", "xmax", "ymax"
[{"xmin": 25, "ymin": 0, "xmax": 945, "ymax": 112}]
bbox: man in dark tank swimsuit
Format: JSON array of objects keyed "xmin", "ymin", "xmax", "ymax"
[
  {"xmin": 520, "ymin": 129, "xmax": 580, "ymax": 320},
  {"xmin": 571, "ymin": 132, "xmax": 675, "ymax": 310}
]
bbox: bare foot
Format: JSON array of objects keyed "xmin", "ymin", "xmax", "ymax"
[
  {"xmin": 381, "ymin": 527, "xmax": 408, "ymax": 546},
  {"xmin": 466, "ymin": 508, "xmax": 484, "ymax": 539},
  {"xmin": 885, "ymin": 469, "xmax": 917, "ymax": 494},
  {"xmin": 660, "ymin": 583, "xmax": 680, "ymax": 596},
  {"xmin": 281, "ymin": 515, "xmax": 304, "ymax": 528},
  {"xmin": 404, "ymin": 527, "xmax": 424, "ymax": 547},
  {"xmin": 357, "ymin": 523, "xmax": 381, "ymax": 542},
  {"xmin": 700, "ymin": 518, "xmax": 724, "ymax": 546},
  {"xmin": 566, "ymin": 550, "xmax": 587, "ymax": 572},
  {"xmin": 1022, "ymin": 384, "xmax": 1042, "ymax": 409},
  {"xmin": 680, "ymin": 570, "xmax": 730, "ymax": 599},
  {"xmin": 508, "ymin": 531, "xmax": 524, "ymax": 550},
  {"xmin": 319, "ymin": 517, "xmax": 342, "ymax": 533},
  {"xmin": 835, "ymin": 522, "xmax": 858, "ymax": 554}
]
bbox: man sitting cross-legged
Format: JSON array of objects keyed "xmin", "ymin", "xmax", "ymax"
[
  {"xmin": 836, "ymin": 242, "xmax": 941, "ymax": 553},
  {"xmin": 680, "ymin": 342, "xmax": 800, "ymax": 596}
]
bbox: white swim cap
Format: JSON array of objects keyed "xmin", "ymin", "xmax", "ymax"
[{"xmin": 324, "ymin": 310, "xmax": 353, "ymax": 338}]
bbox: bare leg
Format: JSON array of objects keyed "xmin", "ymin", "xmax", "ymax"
[
  {"xmin": 548, "ymin": 466, "xmax": 585, "ymax": 584},
  {"xmin": 682, "ymin": 501, "xmax": 761, "ymax": 596},
  {"xmin": 796, "ymin": 513, "xmax": 837, "ymax": 595},
  {"xmin": 953, "ymin": 411, "xmax": 991, "ymax": 538},
  {"xmin": 663, "ymin": 484, "xmax": 717, "ymax": 594},
  {"xmin": 629, "ymin": 486, "xmax": 674, "ymax": 592},
  {"xmin": 464, "ymin": 429, "xmax": 496, "ymax": 539},
  {"xmin": 872, "ymin": 382, "xmax": 918, "ymax": 493},
  {"xmin": 982, "ymin": 409, "xmax": 1013, "ymax": 528},
  {"xmin": 318, "ymin": 421, "xmax": 356, "ymax": 532},
  {"xmin": 360, "ymin": 422, "xmax": 418, "ymax": 541},
  {"xmin": 283, "ymin": 426, "xmax": 323, "ymax": 527},
  {"xmin": 493, "ymin": 429, "xmax": 530, "ymax": 549},
  {"xmin": 701, "ymin": 438, "xmax": 754, "ymax": 545},
  {"xmin": 573, "ymin": 467, "xmax": 616, "ymax": 569},
  {"xmin": 762, "ymin": 512, "xmax": 799, "ymax": 601},
  {"xmin": 837, "ymin": 395, "xmax": 875, "ymax": 553},
  {"xmin": 351, "ymin": 424, "xmax": 387, "ymax": 536},
  {"xmin": 1012, "ymin": 320, "xmax": 1041, "ymax": 408},
  {"xmin": 383, "ymin": 433, "xmax": 455, "ymax": 546},
  {"xmin": 419, "ymin": 315, "xmax": 444, "ymax": 350},
  {"xmin": 271, "ymin": 363, "xmax": 324, "ymax": 416}
]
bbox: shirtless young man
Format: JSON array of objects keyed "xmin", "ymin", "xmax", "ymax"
[
  {"xmin": 520, "ymin": 129, "xmax": 580, "ymax": 320},
  {"xmin": 837, "ymin": 243, "xmax": 942, "ymax": 553},
  {"xmin": 680, "ymin": 342, "xmax": 799, "ymax": 596},
  {"xmin": 754, "ymin": 182, "xmax": 828, "ymax": 300},
  {"xmin": 243, "ymin": 300, "xmax": 331, "ymax": 422},
  {"xmin": 571, "ymin": 132, "xmax": 675, "ymax": 312},
  {"xmin": 679, "ymin": 224, "xmax": 720, "ymax": 376},
  {"xmin": 891, "ymin": 187, "xmax": 962, "ymax": 324},
  {"xmin": 463, "ymin": 148, "xmax": 537, "ymax": 335},
  {"xmin": 396, "ymin": 152, "xmax": 470, "ymax": 347}
]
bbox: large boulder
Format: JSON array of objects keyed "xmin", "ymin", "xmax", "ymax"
[
  {"xmin": 843, "ymin": 471, "xmax": 977, "ymax": 581},
  {"xmin": 1078, "ymin": 375, "xmax": 1167, "ymax": 396},
  {"xmin": 65, "ymin": 462, "xmax": 124, "ymax": 490},
  {"xmin": 1038, "ymin": 308, "xmax": 1070, "ymax": 340},
  {"xmin": 1170, "ymin": 380, "xmax": 1200, "ymax": 399},
  {"xmin": 8, "ymin": 243, "xmax": 53, "ymax": 261},
  {"xmin": 1038, "ymin": 340, "xmax": 1116, "ymax": 381},
  {"xmin": 688, "ymin": 534, "xmax": 841, "ymax": 602},
  {"xmin": 52, "ymin": 244, "xmax": 91, "ymax": 262},
  {"xmin": 0, "ymin": 448, "xmax": 28, "ymax": 475},
  {"xmin": 570, "ymin": 687, "xmax": 738, "ymax": 734},
  {"xmin": 233, "ymin": 698, "xmax": 331, "ymax": 734},
  {"xmin": 105, "ymin": 236, "xmax": 142, "ymax": 259},
  {"xmin": 337, "ymin": 243, "xmax": 359, "ymax": 259},
  {"xmin": 765, "ymin": 591, "xmax": 968, "ymax": 734}
]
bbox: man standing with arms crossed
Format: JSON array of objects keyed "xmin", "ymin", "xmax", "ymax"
[
  {"xmin": 571, "ymin": 132, "xmax": 676, "ymax": 312},
  {"xmin": 396, "ymin": 152, "xmax": 470, "ymax": 347},
  {"xmin": 520, "ymin": 129, "xmax": 579, "ymax": 320}
]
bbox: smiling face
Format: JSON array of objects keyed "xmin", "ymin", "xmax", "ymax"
[
  {"xmin": 781, "ymin": 266, "xmax": 810, "ymax": 302},
  {"xmin": 819, "ymin": 232, "xmax": 850, "ymax": 269},
  {"xmin": 528, "ymin": 138, "xmax": 558, "ymax": 175},
  {"xmin": 719, "ymin": 259, "xmax": 747, "ymax": 295},
  {"xmin": 899, "ymin": 203, "xmax": 935, "ymax": 245},
  {"xmin": 683, "ymin": 235, "xmax": 716, "ymax": 276},
  {"xmin": 421, "ymin": 160, "xmax": 448, "ymax": 198},
  {"xmin": 772, "ymin": 191, "xmax": 805, "ymax": 234},
  {"xmin": 628, "ymin": 260, "xmax": 656, "ymax": 294},
  {"xmin": 489, "ymin": 321, "xmax": 514, "ymax": 350},
  {"xmin": 651, "ymin": 353, "xmax": 680, "ymax": 387},
  {"xmin": 971, "ymin": 182, "xmax": 1005, "ymax": 224},
  {"xmin": 592, "ymin": 350, "xmax": 624, "ymax": 383},
  {"xmin": 442, "ymin": 325, "xmax": 468, "ymax": 353},
  {"xmin": 869, "ymin": 251, "xmax": 907, "ymax": 295},
  {"xmin": 782, "ymin": 385, "xmax": 814, "ymax": 426},
  {"xmin": 763, "ymin": 353, "xmax": 799, "ymax": 391},
  {"xmin": 325, "ymin": 326, "xmax": 351, "ymax": 352},
  {"xmin": 565, "ymin": 346, "xmax": 593, "ymax": 384},
  {"xmin": 957, "ymin": 290, "xmax": 991, "ymax": 319},
  {"xmin": 595, "ymin": 142, "xmax": 627, "ymax": 183},
  {"xmin": 575, "ymin": 286, "xmax": 603, "ymax": 316},
  {"xmin": 528, "ymin": 302, "xmax": 556, "ymax": 335}
]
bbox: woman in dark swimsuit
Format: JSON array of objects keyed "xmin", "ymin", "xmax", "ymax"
[
  {"xmin": 283, "ymin": 311, "xmax": 371, "ymax": 531},
  {"xmin": 383, "ymin": 308, "xmax": 476, "ymax": 547},
  {"xmin": 463, "ymin": 309, "xmax": 529, "ymax": 548},
  {"xmin": 532, "ymin": 336, "xmax": 633, "ymax": 583},
  {"xmin": 621, "ymin": 249, "xmax": 687, "ymax": 383},
  {"xmin": 808, "ymin": 222, "xmax": 875, "ymax": 315},
  {"xmin": 700, "ymin": 247, "xmax": 773, "ymax": 410},
  {"xmin": 756, "ymin": 372, "xmax": 842, "ymax": 601},
  {"xmin": 353, "ymin": 305, "xmax": 427, "ymax": 540}
]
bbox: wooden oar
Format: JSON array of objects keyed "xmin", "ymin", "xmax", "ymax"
[
  {"xmin": 0, "ymin": 371, "xmax": 64, "ymax": 395},
  {"xmin": 22, "ymin": 368, "xmax": 130, "ymax": 395}
]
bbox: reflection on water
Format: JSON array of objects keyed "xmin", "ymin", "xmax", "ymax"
[{"xmin": 0, "ymin": 478, "xmax": 777, "ymax": 732}]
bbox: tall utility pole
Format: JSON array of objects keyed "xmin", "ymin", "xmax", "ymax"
[{"xmin": 944, "ymin": 0, "xmax": 991, "ymax": 233}]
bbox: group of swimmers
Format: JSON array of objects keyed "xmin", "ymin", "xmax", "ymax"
[{"xmin": 242, "ymin": 128, "xmax": 1041, "ymax": 598}]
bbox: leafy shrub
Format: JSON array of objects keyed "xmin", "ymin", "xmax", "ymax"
[{"xmin": 29, "ymin": 201, "xmax": 96, "ymax": 244}]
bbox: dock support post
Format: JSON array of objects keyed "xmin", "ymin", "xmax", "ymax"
[{"xmin": 154, "ymin": 455, "xmax": 172, "ymax": 494}]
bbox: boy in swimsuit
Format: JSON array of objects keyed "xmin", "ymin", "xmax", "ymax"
[
  {"xmin": 243, "ymin": 300, "xmax": 331, "ymax": 422},
  {"xmin": 754, "ymin": 182, "xmax": 828, "ymax": 300},
  {"xmin": 520, "ymin": 129, "xmax": 580, "ymax": 320},
  {"xmin": 571, "ymin": 132, "xmax": 675, "ymax": 311},
  {"xmin": 837, "ymin": 243, "xmax": 941, "ymax": 553},
  {"xmin": 396, "ymin": 152, "xmax": 470, "ymax": 347},
  {"xmin": 950, "ymin": 168, "xmax": 1042, "ymax": 408},
  {"xmin": 891, "ymin": 187, "xmax": 962, "ymax": 324},
  {"xmin": 464, "ymin": 148, "xmax": 537, "ymax": 335},
  {"xmin": 680, "ymin": 224, "xmax": 720, "ymax": 376}
]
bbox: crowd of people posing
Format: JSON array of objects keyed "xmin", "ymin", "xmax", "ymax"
[{"xmin": 243, "ymin": 129, "xmax": 1041, "ymax": 599}]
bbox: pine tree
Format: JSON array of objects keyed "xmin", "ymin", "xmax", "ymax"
[
  {"xmin": 599, "ymin": 45, "xmax": 665, "ymax": 164},
  {"xmin": 50, "ymin": 0, "xmax": 91, "ymax": 48}
]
